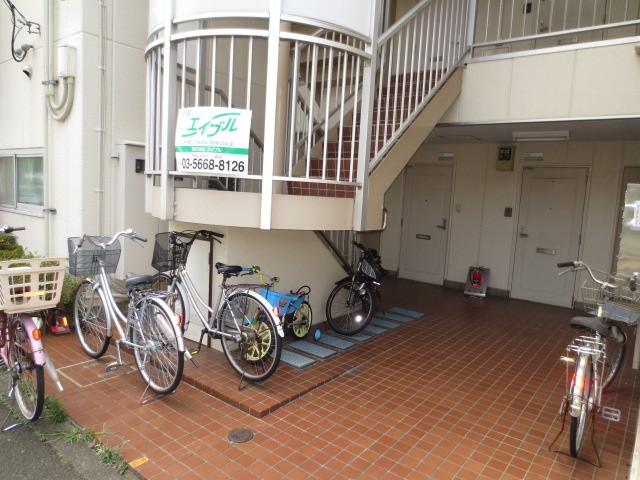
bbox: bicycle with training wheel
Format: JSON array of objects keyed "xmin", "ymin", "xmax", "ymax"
[
  {"xmin": 151, "ymin": 230, "xmax": 284, "ymax": 383},
  {"xmin": 68, "ymin": 229, "xmax": 186, "ymax": 395},
  {"xmin": 325, "ymin": 240, "xmax": 388, "ymax": 335},
  {"xmin": 0, "ymin": 225, "xmax": 67, "ymax": 423},
  {"xmin": 250, "ymin": 267, "xmax": 312, "ymax": 339},
  {"xmin": 551, "ymin": 260, "xmax": 638, "ymax": 462}
]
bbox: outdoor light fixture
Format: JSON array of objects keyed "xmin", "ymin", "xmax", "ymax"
[{"xmin": 512, "ymin": 131, "xmax": 570, "ymax": 142}]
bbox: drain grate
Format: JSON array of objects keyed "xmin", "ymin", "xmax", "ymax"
[{"xmin": 228, "ymin": 428, "xmax": 254, "ymax": 444}]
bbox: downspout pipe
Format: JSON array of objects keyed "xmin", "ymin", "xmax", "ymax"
[{"xmin": 43, "ymin": 0, "xmax": 76, "ymax": 254}]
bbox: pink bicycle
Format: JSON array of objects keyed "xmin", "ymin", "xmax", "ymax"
[{"xmin": 0, "ymin": 226, "xmax": 67, "ymax": 423}]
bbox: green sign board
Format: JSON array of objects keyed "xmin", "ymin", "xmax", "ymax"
[{"xmin": 175, "ymin": 107, "xmax": 252, "ymax": 174}]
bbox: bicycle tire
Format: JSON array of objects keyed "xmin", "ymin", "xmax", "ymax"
[
  {"xmin": 290, "ymin": 301, "xmax": 312, "ymax": 339},
  {"xmin": 218, "ymin": 291, "xmax": 282, "ymax": 382},
  {"xmin": 326, "ymin": 280, "xmax": 374, "ymax": 335},
  {"xmin": 602, "ymin": 325, "xmax": 627, "ymax": 391},
  {"xmin": 129, "ymin": 297, "xmax": 184, "ymax": 394},
  {"xmin": 9, "ymin": 315, "xmax": 44, "ymax": 421},
  {"xmin": 152, "ymin": 273, "xmax": 189, "ymax": 333},
  {"xmin": 569, "ymin": 353, "xmax": 593, "ymax": 457},
  {"xmin": 73, "ymin": 281, "xmax": 111, "ymax": 358}
]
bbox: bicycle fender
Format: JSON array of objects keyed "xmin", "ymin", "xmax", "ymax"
[
  {"xmin": 18, "ymin": 314, "xmax": 46, "ymax": 365},
  {"xmin": 153, "ymin": 298, "xmax": 186, "ymax": 353}
]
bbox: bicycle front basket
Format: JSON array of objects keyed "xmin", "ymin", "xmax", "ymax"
[
  {"xmin": 360, "ymin": 257, "xmax": 383, "ymax": 282},
  {"xmin": 152, "ymin": 232, "xmax": 194, "ymax": 272},
  {"xmin": 67, "ymin": 236, "xmax": 121, "ymax": 276},
  {"xmin": 581, "ymin": 275, "xmax": 640, "ymax": 324}
]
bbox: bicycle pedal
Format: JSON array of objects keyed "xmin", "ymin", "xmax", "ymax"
[
  {"xmin": 601, "ymin": 406, "xmax": 621, "ymax": 422},
  {"xmin": 105, "ymin": 362, "xmax": 120, "ymax": 372},
  {"xmin": 189, "ymin": 348, "xmax": 200, "ymax": 355}
]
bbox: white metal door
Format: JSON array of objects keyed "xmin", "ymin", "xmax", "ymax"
[
  {"xmin": 399, "ymin": 165, "xmax": 452, "ymax": 284},
  {"xmin": 511, "ymin": 167, "xmax": 588, "ymax": 307}
]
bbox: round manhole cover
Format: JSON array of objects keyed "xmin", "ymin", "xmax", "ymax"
[{"xmin": 228, "ymin": 428, "xmax": 254, "ymax": 444}]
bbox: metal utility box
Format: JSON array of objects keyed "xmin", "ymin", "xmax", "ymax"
[{"xmin": 464, "ymin": 266, "xmax": 490, "ymax": 298}]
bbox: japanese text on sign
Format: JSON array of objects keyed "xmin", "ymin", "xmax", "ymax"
[{"xmin": 175, "ymin": 107, "xmax": 252, "ymax": 174}]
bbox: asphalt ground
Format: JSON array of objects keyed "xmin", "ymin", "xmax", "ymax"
[{"xmin": 0, "ymin": 372, "xmax": 142, "ymax": 480}]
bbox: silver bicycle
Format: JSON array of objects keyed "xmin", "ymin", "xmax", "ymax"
[
  {"xmin": 68, "ymin": 229, "xmax": 187, "ymax": 395},
  {"xmin": 152, "ymin": 230, "xmax": 284, "ymax": 383},
  {"xmin": 552, "ymin": 260, "xmax": 638, "ymax": 462}
]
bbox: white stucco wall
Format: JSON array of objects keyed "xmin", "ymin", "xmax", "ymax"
[
  {"xmin": 380, "ymin": 140, "xmax": 640, "ymax": 294},
  {"xmin": 0, "ymin": 0, "xmax": 148, "ymax": 262},
  {"xmin": 157, "ymin": 223, "xmax": 344, "ymax": 342}
]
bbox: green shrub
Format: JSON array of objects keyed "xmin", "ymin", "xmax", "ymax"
[
  {"xmin": 0, "ymin": 234, "xmax": 26, "ymax": 261},
  {"xmin": 60, "ymin": 274, "xmax": 82, "ymax": 311}
]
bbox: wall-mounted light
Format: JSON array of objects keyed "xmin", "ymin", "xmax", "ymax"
[
  {"xmin": 523, "ymin": 152, "xmax": 544, "ymax": 161},
  {"xmin": 513, "ymin": 130, "xmax": 569, "ymax": 142},
  {"xmin": 438, "ymin": 152, "xmax": 455, "ymax": 161}
]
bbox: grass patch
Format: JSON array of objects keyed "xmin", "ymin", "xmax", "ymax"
[
  {"xmin": 44, "ymin": 396, "xmax": 68, "ymax": 423},
  {"xmin": 94, "ymin": 441, "xmax": 129, "ymax": 474}
]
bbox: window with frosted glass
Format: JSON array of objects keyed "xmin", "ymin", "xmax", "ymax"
[
  {"xmin": 0, "ymin": 156, "xmax": 16, "ymax": 207},
  {"xmin": 16, "ymin": 156, "xmax": 43, "ymax": 206}
]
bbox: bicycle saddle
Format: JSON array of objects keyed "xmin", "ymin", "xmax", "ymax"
[
  {"xmin": 215, "ymin": 262, "xmax": 243, "ymax": 275},
  {"xmin": 125, "ymin": 272, "xmax": 154, "ymax": 287},
  {"xmin": 569, "ymin": 315, "xmax": 609, "ymax": 338}
]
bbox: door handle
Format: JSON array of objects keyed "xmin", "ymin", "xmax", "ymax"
[
  {"xmin": 436, "ymin": 219, "xmax": 447, "ymax": 230},
  {"xmin": 519, "ymin": 225, "xmax": 528, "ymax": 237}
]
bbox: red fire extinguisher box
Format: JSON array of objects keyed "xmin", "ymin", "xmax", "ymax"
[{"xmin": 464, "ymin": 266, "xmax": 490, "ymax": 298}]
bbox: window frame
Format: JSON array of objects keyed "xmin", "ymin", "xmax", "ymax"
[{"xmin": 0, "ymin": 150, "xmax": 45, "ymax": 214}]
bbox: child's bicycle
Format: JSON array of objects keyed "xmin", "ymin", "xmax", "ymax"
[
  {"xmin": 250, "ymin": 267, "xmax": 312, "ymax": 339},
  {"xmin": 0, "ymin": 226, "xmax": 67, "ymax": 423}
]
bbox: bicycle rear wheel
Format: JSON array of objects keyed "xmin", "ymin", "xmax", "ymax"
[
  {"xmin": 152, "ymin": 273, "xmax": 188, "ymax": 333},
  {"xmin": 8, "ymin": 315, "xmax": 44, "ymax": 421},
  {"xmin": 569, "ymin": 353, "xmax": 593, "ymax": 457},
  {"xmin": 602, "ymin": 325, "xmax": 626, "ymax": 391},
  {"xmin": 130, "ymin": 298, "xmax": 184, "ymax": 394},
  {"xmin": 73, "ymin": 281, "xmax": 111, "ymax": 358},
  {"xmin": 218, "ymin": 291, "xmax": 282, "ymax": 382},
  {"xmin": 326, "ymin": 280, "xmax": 374, "ymax": 335},
  {"xmin": 290, "ymin": 301, "xmax": 312, "ymax": 339}
]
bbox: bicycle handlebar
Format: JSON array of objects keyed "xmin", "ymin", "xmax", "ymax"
[
  {"xmin": 557, "ymin": 260, "xmax": 619, "ymax": 291},
  {"xmin": 0, "ymin": 225, "xmax": 25, "ymax": 234},
  {"xmin": 77, "ymin": 228, "xmax": 147, "ymax": 253},
  {"xmin": 170, "ymin": 229, "xmax": 224, "ymax": 247}
]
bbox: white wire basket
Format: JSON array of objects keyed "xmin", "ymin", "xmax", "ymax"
[
  {"xmin": 581, "ymin": 273, "xmax": 640, "ymax": 325},
  {"xmin": 0, "ymin": 258, "xmax": 68, "ymax": 314}
]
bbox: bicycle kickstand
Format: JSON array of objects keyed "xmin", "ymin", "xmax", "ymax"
[
  {"xmin": 1, "ymin": 382, "xmax": 20, "ymax": 432},
  {"xmin": 548, "ymin": 396, "xmax": 569, "ymax": 453},
  {"xmin": 105, "ymin": 340, "xmax": 125, "ymax": 372}
]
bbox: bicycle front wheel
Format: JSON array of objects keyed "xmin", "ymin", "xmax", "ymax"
[
  {"xmin": 326, "ymin": 281, "xmax": 374, "ymax": 335},
  {"xmin": 218, "ymin": 291, "xmax": 282, "ymax": 382},
  {"xmin": 130, "ymin": 298, "xmax": 184, "ymax": 394},
  {"xmin": 602, "ymin": 325, "xmax": 626, "ymax": 391},
  {"xmin": 9, "ymin": 315, "xmax": 44, "ymax": 421},
  {"xmin": 569, "ymin": 353, "xmax": 593, "ymax": 457},
  {"xmin": 290, "ymin": 301, "xmax": 312, "ymax": 339},
  {"xmin": 73, "ymin": 281, "xmax": 111, "ymax": 358}
]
